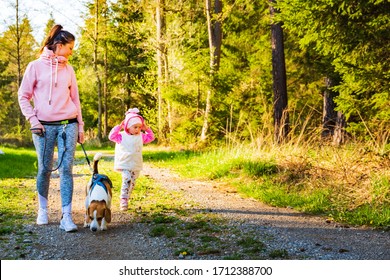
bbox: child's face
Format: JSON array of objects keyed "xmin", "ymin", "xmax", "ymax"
[{"xmin": 128, "ymin": 123, "xmax": 142, "ymax": 135}]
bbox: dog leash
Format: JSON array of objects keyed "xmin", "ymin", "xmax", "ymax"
[
  {"xmin": 80, "ymin": 143, "xmax": 92, "ymax": 170},
  {"xmin": 40, "ymin": 125, "xmax": 67, "ymax": 172},
  {"xmin": 32, "ymin": 124, "xmax": 91, "ymax": 171}
]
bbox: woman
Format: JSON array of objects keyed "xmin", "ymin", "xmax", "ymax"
[{"xmin": 18, "ymin": 24, "xmax": 84, "ymax": 232}]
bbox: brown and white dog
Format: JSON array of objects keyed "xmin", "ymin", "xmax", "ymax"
[{"xmin": 84, "ymin": 153, "xmax": 113, "ymax": 231}]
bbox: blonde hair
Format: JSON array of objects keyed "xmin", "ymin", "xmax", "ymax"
[{"xmin": 40, "ymin": 24, "xmax": 75, "ymax": 54}]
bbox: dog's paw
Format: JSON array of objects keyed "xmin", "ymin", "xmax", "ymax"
[{"xmin": 83, "ymin": 221, "xmax": 90, "ymax": 228}]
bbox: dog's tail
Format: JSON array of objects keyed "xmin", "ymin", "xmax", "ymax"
[{"xmin": 93, "ymin": 152, "xmax": 103, "ymax": 174}]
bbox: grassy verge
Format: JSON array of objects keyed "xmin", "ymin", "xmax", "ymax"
[
  {"xmin": 144, "ymin": 144, "xmax": 390, "ymax": 229},
  {"xmin": 0, "ymin": 148, "xmax": 38, "ymax": 231}
]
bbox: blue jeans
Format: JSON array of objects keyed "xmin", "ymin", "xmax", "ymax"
[{"xmin": 32, "ymin": 123, "xmax": 78, "ymax": 207}]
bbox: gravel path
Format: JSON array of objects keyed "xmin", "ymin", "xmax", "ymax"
[{"xmin": 2, "ymin": 163, "xmax": 389, "ymax": 260}]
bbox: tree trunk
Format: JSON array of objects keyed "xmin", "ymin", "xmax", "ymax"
[
  {"xmin": 103, "ymin": 1, "xmax": 108, "ymax": 138},
  {"xmin": 156, "ymin": 0, "xmax": 167, "ymax": 143},
  {"xmin": 164, "ymin": 52, "xmax": 172, "ymax": 141},
  {"xmin": 94, "ymin": 0, "xmax": 102, "ymax": 141},
  {"xmin": 201, "ymin": 0, "xmax": 222, "ymax": 142},
  {"xmin": 269, "ymin": 0, "xmax": 289, "ymax": 143},
  {"xmin": 103, "ymin": 37, "xmax": 108, "ymax": 138},
  {"xmin": 15, "ymin": 0, "xmax": 24, "ymax": 128},
  {"xmin": 333, "ymin": 111, "xmax": 346, "ymax": 146},
  {"xmin": 15, "ymin": 0, "xmax": 21, "ymax": 89},
  {"xmin": 321, "ymin": 77, "xmax": 337, "ymax": 139}
]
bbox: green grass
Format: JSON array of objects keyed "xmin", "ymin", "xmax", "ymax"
[
  {"xmin": 0, "ymin": 147, "xmax": 38, "ymax": 178},
  {"xmin": 237, "ymin": 180, "xmax": 332, "ymax": 214},
  {"xmin": 0, "ymin": 147, "xmax": 39, "ymax": 236},
  {"xmin": 144, "ymin": 149, "xmax": 279, "ymax": 180},
  {"xmin": 237, "ymin": 237, "xmax": 266, "ymax": 254}
]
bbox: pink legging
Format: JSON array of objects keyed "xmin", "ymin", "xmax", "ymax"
[{"xmin": 120, "ymin": 170, "xmax": 140, "ymax": 199}]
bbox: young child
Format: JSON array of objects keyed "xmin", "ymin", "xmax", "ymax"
[{"xmin": 108, "ymin": 108, "xmax": 155, "ymax": 210}]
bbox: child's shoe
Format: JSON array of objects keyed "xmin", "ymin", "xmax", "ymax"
[
  {"xmin": 120, "ymin": 198, "xmax": 128, "ymax": 211},
  {"xmin": 36, "ymin": 208, "xmax": 48, "ymax": 225}
]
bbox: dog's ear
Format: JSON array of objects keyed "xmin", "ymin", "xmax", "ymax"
[
  {"xmin": 86, "ymin": 208, "xmax": 92, "ymax": 223},
  {"xmin": 104, "ymin": 208, "xmax": 112, "ymax": 223},
  {"xmin": 103, "ymin": 180, "xmax": 113, "ymax": 196},
  {"xmin": 86, "ymin": 179, "xmax": 92, "ymax": 195}
]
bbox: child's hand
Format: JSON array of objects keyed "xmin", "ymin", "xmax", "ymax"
[{"xmin": 142, "ymin": 123, "xmax": 149, "ymax": 131}]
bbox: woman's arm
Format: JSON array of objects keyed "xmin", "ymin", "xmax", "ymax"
[{"xmin": 18, "ymin": 63, "xmax": 40, "ymax": 128}]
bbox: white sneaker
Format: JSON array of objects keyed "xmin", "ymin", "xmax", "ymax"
[
  {"xmin": 59, "ymin": 214, "xmax": 78, "ymax": 232},
  {"xmin": 37, "ymin": 208, "xmax": 48, "ymax": 225}
]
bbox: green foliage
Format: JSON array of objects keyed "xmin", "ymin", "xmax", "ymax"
[
  {"xmin": 0, "ymin": 0, "xmax": 388, "ymax": 148},
  {"xmin": 0, "ymin": 17, "xmax": 37, "ymax": 141},
  {"xmin": 277, "ymin": 0, "xmax": 390, "ymax": 140},
  {"xmin": 73, "ymin": 0, "xmax": 156, "ymax": 138}
]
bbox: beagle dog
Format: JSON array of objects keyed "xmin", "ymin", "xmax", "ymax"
[{"xmin": 84, "ymin": 153, "xmax": 113, "ymax": 231}]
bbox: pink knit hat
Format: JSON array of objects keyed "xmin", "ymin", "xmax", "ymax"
[{"xmin": 123, "ymin": 108, "xmax": 144, "ymax": 134}]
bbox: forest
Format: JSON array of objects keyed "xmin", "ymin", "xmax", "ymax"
[{"xmin": 0, "ymin": 0, "xmax": 389, "ymax": 150}]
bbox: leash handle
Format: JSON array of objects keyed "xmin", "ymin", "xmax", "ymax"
[{"xmin": 80, "ymin": 143, "xmax": 91, "ymax": 168}]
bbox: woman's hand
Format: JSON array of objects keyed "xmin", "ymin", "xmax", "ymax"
[
  {"xmin": 30, "ymin": 123, "xmax": 45, "ymax": 136},
  {"xmin": 78, "ymin": 132, "xmax": 85, "ymax": 144}
]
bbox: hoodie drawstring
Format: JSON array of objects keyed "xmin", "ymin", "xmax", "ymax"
[
  {"xmin": 49, "ymin": 60, "xmax": 52, "ymax": 105},
  {"xmin": 55, "ymin": 58, "xmax": 58, "ymax": 87},
  {"xmin": 48, "ymin": 57, "xmax": 59, "ymax": 105}
]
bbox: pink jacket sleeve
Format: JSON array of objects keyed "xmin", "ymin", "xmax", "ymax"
[
  {"xmin": 18, "ymin": 63, "xmax": 41, "ymax": 127},
  {"xmin": 108, "ymin": 125, "xmax": 123, "ymax": 144},
  {"xmin": 142, "ymin": 128, "xmax": 155, "ymax": 144}
]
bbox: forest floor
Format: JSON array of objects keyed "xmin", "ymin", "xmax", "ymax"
[{"xmin": 1, "ymin": 162, "xmax": 389, "ymax": 260}]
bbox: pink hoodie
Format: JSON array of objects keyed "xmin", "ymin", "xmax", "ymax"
[{"xmin": 18, "ymin": 47, "xmax": 84, "ymax": 132}]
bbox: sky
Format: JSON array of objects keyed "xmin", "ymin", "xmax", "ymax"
[{"xmin": 0, "ymin": 0, "xmax": 88, "ymax": 43}]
